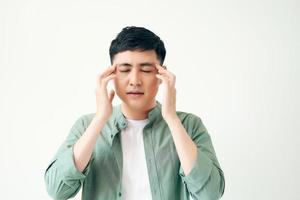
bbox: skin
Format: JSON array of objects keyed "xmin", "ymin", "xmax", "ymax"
[
  {"xmin": 73, "ymin": 50, "xmax": 197, "ymax": 176},
  {"xmin": 112, "ymin": 50, "xmax": 162, "ymax": 119}
]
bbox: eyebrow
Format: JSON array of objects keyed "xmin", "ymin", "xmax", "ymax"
[{"xmin": 118, "ymin": 62, "xmax": 155, "ymax": 68}]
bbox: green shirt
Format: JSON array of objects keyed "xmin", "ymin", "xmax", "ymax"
[{"xmin": 44, "ymin": 101, "xmax": 225, "ymax": 200}]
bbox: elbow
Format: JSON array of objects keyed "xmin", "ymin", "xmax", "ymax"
[
  {"xmin": 217, "ymin": 169, "xmax": 225, "ymax": 199},
  {"xmin": 44, "ymin": 171, "xmax": 64, "ymax": 200},
  {"xmin": 46, "ymin": 187, "xmax": 68, "ymax": 200},
  {"xmin": 45, "ymin": 179, "xmax": 80, "ymax": 200},
  {"xmin": 195, "ymin": 166, "xmax": 225, "ymax": 200},
  {"xmin": 208, "ymin": 166, "xmax": 225, "ymax": 200},
  {"xmin": 44, "ymin": 169, "xmax": 80, "ymax": 200}
]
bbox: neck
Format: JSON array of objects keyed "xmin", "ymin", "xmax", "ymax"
[{"xmin": 121, "ymin": 101, "xmax": 156, "ymax": 120}]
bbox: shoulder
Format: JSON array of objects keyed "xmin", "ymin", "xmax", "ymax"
[
  {"xmin": 72, "ymin": 112, "xmax": 96, "ymax": 129},
  {"xmin": 176, "ymin": 110, "xmax": 204, "ymax": 126},
  {"xmin": 176, "ymin": 111, "xmax": 207, "ymax": 136}
]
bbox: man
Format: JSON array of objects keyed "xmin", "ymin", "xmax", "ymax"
[{"xmin": 44, "ymin": 26, "xmax": 225, "ymax": 200}]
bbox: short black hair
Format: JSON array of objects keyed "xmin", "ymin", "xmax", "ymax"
[{"xmin": 109, "ymin": 26, "xmax": 166, "ymax": 65}]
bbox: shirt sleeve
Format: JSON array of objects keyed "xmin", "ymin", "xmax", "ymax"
[
  {"xmin": 179, "ymin": 114, "xmax": 225, "ymax": 200},
  {"xmin": 44, "ymin": 115, "xmax": 94, "ymax": 200}
]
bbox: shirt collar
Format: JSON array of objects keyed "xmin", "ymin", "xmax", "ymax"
[{"xmin": 105, "ymin": 100, "xmax": 162, "ymax": 146}]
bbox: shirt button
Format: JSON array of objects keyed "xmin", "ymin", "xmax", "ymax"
[
  {"xmin": 118, "ymin": 192, "xmax": 122, "ymax": 197},
  {"xmin": 111, "ymin": 134, "xmax": 113, "ymax": 138}
]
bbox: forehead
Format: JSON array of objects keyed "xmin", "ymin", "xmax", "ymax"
[{"xmin": 113, "ymin": 50, "xmax": 159, "ymax": 64}]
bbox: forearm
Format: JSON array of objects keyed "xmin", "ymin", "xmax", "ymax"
[
  {"xmin": 166, "ymin": 116, "xmax": 197, "ymax": 176},
  {"xmin": 73, "ymin": 116, "xmax": 106, "ymax": 172}
]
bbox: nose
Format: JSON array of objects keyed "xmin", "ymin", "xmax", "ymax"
[{"xmin": 129, "ymin": 70, "xmax": 142, "ymax": 86}]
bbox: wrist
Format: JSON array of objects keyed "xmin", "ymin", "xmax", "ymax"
[
  {"xmin": 93, "ymin": 114, "xmax": 108, "ymax": 124},
  {"xmin": 164, "ymin": 114, "xmax": 179, "ymax": 124}
]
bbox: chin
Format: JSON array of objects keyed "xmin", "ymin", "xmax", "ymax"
[
  {"xmin": 126, "ymin": 100, "xmax": 147, "ymax": 110},
  {"xmin": 122, "ymin": 98, "xmax": 153, "ymax": 110}
]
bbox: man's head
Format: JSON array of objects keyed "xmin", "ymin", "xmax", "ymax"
[
  {"xmin": 109, "ymin": 26, "xmax": 166, "ymax": 116},
  {"xmin": 109, "ymin": 26, "xmax": 166, "ymax": 65}
]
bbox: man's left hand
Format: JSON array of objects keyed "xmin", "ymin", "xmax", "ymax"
[{"xmin": 155, "ymin": 64, "xmax": 178, "ymax": 122}]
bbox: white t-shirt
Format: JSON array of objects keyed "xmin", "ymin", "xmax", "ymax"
[{"xmin": 120, "ymin": 118, "xmax": 152, "ymax": 200}]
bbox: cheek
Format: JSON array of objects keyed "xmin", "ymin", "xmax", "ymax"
[
  {"xmin": 146, "ymin": 77, "xmax": 160, "ymax": 93},
  {"xmin": 150, "ymin": 75, "xmax": 160, "ymax": 86},
  {"xmin": 114, "ymin": 75, "xmax": 126, "ymax": 84}
]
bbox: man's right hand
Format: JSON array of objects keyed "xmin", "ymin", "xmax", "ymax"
[
  {"xmin": 94, "ymin": 64, "xmax": 117, "ymax": 121},
  {"xmin": 73, "ymin": 65, "xmax": 116, "ymax": 172}
]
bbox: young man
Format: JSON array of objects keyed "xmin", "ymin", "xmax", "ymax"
[{"xmin": 44, "ymin": 26, "xmax": 225, "ymax": 200}]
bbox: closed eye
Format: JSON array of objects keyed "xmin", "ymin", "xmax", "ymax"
[
  {"xmin": 119, "ymin": 70, "xmax": 130, "ymax": 73},
  {"xmin": 141, "ymin": 66, "xmax": 154, "ymax": 73},
  {"xmin": 119, "ymin": 69, "xmax": 152, "ymax": 73}
]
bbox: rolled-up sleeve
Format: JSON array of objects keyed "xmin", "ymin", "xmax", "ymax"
[
  {"xmin": 44, "ymin": 115, "xmax": 94, "ymax": 200},
  {"xmin": 179, "ymin": 114, "xmax": 225, "ymax": 200}
]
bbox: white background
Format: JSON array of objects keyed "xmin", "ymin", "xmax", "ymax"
[{"xmin": 1, "ymin": 0, "xmax": 299, "ymax": 199}]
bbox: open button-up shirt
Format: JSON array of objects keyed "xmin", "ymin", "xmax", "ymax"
[{"xmin": 44, "ymin": 101, "xmax": 225, "ymax": 200}]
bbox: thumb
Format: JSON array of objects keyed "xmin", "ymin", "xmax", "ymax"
[{"xmin": 108, "ymin": 90, "xmax": 115, "ymax": 103}]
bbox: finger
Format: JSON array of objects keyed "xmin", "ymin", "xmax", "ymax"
[
  {"xmin": 155, "ymin": 64, "xmax": 167, "ymax": 74},
  {"xmin": 156, "ymin": 65, "xmax": 176, "ymax": 82},
  {"xmin": 156, "ymin": 73, "xmax": 176, "ymax": 87},
  {"xmin": 97, "ymin": 64, "xmax": 116, "ymax": 83},
  {"xmin": 98, "ymin": 64, "xmax": 117, "ymax": 79},
  {"xmin": 101, "ymin": 73, "xmax": 116, "ymax": 88},
  {"xmin": 95, "ymin": 73, "xmax": 116, "ymax": 98},
  {"xmin": 156, "ymin": 65, "xmax": 175, "ymax": 79},
  {"xmin": 108, "ymin": 90, "xmax": 115, "ymax": 102},
  {"xmin": 158, "ymin": 66, "xmax": 176, "ymax": 83},
  {"xmin": 155, "ymin": 64, "xmax": 167, "ymax": 69},
  {"xmin": 96, "ymin": 73, "xmax": 116, "ymax": 92},
  {"xmin": 156, "ymin": 74, "xmax": 169, "ymax": 83}
]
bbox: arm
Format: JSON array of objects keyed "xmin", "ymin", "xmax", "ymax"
[
  {"xmin": 44, "ymin": 115, "xmax": 97, "ymax": 200},
  {"xmin": 168, "ymin": 114, "xmax": 225, "ymax": 200},
  {"xmin": 44, "ymin": 115, "xmax": 108, "ymax": 200},
  {"xmin": 73, "ymin": 116, "xmax": 106, "ymax": 172},
  {"xmin": 155, "ymin": 64, "xmax": 225, "ymax": 200},
  {"xmin": 44, "ymin": 65, "xmax": 117, "ymax": 199},
  {"xmin": 166, "ymin": 116, "xmax": 197, "ymax": 175}
]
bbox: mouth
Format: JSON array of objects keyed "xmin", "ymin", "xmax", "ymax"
[{"xmin": 126, "ymin": 91, "xmax": 144, "ymax": 97}]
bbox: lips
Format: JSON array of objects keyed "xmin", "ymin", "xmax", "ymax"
[
  {"xmin": 126, "ymin": 91, "xmax": 144, "ymax": 94},
  {"xmin": 126, "ymin": 89, "xmax": 144, "ymax": 96},
  {"xmin": 126, "ymin": 90, "xmax": 144, "ymax": 94}
]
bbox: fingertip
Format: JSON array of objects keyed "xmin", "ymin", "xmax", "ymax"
[
  {"xmin": 110, "ymin": 64, "xmax": 116, "ymax": 70},
  {"xmin": 156, "ymin": 64, "xmax": 167, "ymax": 71}
]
